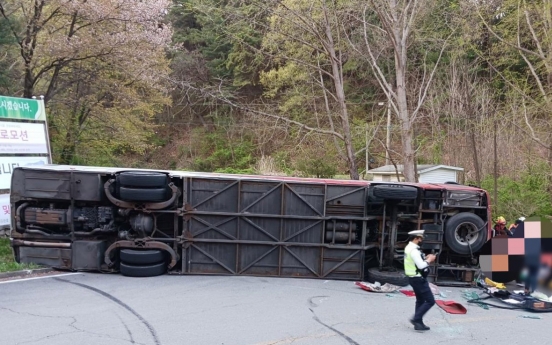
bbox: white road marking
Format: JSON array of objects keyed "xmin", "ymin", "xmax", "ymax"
[{"xmin": 0, "ymin": 272, "xmax": 81, "ymax": 284}]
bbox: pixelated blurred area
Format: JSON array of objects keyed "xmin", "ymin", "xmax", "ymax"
[{"xmin": 479, "ymin": 216, "xmax": 552, "ymax": 287}]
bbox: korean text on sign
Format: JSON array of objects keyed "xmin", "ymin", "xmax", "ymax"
[
  {"xmin": 0, "ymin": 100, "xmax": 32, "ymax": 112},
  {"xmin": 0, "ymin": 130, "xmax": 29, "ymax": 141}
]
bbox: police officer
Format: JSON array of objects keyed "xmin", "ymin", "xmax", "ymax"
[{"xmin": 404, "ymin": 230, "xmax": 436, "ymax": 331}]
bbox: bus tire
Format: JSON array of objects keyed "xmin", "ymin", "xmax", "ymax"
[
  {"xmin": 372, "ymin": 185, "xmax": 418, "ymax": 200},
  {"xmin": 366, "ymin": 267, "xmax": 409, "ymax": 287},
  {"xmin": 117, "ymin": 171, "xmax": 168, "ymax": 188},
  {"xmin": 120, "ymin": 262, "xmax": 167, "ymax": 277},
  {"xmin": 444, "ymin": 212, "xmax": 486, "ymax": 255},
  {"xmin": 118, "ymin": 187, "xmax": 169, "ymax": 202},
  {"xmin": 120, "ymin": 249, "xmax": 165, "ymax": 265}
]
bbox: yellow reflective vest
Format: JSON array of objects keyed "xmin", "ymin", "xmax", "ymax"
[{"xmin": 404, "ymin": 242, "xmax": 421, "ymax": 277}]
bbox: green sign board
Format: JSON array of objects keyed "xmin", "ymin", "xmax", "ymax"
[{"xmin": 0, "ymin": 95, "xmax": 46, "ymax": 121}]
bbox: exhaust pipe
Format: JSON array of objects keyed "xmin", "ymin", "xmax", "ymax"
[{"xmin": 11, "ymin": 239, "xmax": 71, "ymax": 248}]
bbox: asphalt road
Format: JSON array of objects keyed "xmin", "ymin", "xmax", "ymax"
[{"xmin": 0, "ymin": 273, "xmax": 549, "ymax": 345}]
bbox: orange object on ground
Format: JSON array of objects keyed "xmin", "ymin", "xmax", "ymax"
[
  {"xmin": 435, "ymin": 300, "xmax": 467, "ymax": 314},
  {"xmin": 399, "ymin": 290, "xmax": 416, "ymax": 297}
]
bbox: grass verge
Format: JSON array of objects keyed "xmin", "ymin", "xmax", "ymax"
[{"xmin": 0, "ymin": 238, "xmax": 39, "ymax": 273}]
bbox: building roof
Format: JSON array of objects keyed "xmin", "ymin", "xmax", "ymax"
[{"xmin": 366, "ymin": 164, "xmax": 464, "ymax": 175}]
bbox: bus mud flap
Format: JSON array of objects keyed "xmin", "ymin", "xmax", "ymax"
[{"xmin": 104, "ymin": 240, "xmax": 178, "ymax": 270}]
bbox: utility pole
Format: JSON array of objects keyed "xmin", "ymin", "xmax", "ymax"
[
  {"xmin": 385, "ymin": 101, "xmax": 391, "ymax": 166},
  {"xmin": 493, "ymin": 119, "xmax": 498, "ymax": 212},
  {"xmin": 365, "ymin": 123, "xmax": 369, "ymax": 177}
]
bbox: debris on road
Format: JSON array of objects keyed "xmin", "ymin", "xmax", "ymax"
[
  {"xmin": 429, "ymin": 283, "xmax": 440, "ymax": 295},
  {"xmin": 399, "ymin": 290, "xmax": 416, "ymax": 297},
  {"xmin": 484, "ymin": 277, "xmax": 506, "ymax": 289},
  {"xmin": 435, "ymin": 300, "xmax": 467, "ymax": 314},
  {"xmin": 462, "ymin": 290, "xmax": 489, "ymax": 310},
  {"xmin": 355, "ymin": 281, "xmax": 402, "ymax": 293}
]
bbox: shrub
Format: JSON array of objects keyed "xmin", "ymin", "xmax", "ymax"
[
  {"xmin": 191, "ymin": 128, "xmax": 256, "ymax": 172},
  {"xmin": 296, "ymin": 157, "xmax": 337, "ymax": 178},
  {"xmin": 480, "ymin": 165, "xmax": 552, "ymax": 222}
]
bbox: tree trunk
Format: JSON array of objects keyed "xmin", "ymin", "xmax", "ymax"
[
  {"xmin": 23, "ymin": 64, "xmax": 34, "ymax": 98},
  {"xmin": 547, "ymin": 141, "xmax": 552, "ymax": 195},
  {"xmin": 395, "ymin": 51, "xmax": 416, "ymax": 182},
  {"xmin": 319, "ymin": 66, "xmax": 347, "ymax": 163},
  {"xmin": 399, "ymin": 117, "xmax": 416, "ymax": 182},
  {"xmin": 21, "ymin": 0, "xmax": 45, "ymax": 98},
  {"xmin": 323, "ymin": 7, "xmax": 359, "ymax": 180},
  {"xmin": 59, "ymin": 130, "xmax": 75, "ymax": 164},
  {"xmin": 334, "ymin": 78, "xmax": 359, "ymax": 180},
  {"xmin": 470, "ymin": 130, "xmax": 481, "ymax": 186}
]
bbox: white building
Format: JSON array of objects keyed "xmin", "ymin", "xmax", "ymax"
[{"xmin": 366, "ymin": 164, "xmax": 464, "ymax": 184}]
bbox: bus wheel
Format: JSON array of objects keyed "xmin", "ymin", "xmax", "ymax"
[
  {"xmin": 120, "ymin": 262, "xmax": 167, "ymax": 277},
  {"xmin": 118, "ymin": 186, "xmax": 170, "ymax": 202},
  {"xmin": 120, "ymin": 249, "xmax": 166, "ymax": 266},
  {"xmin": 116, "ymin": 171, "xmax": 169, "ymax": 188},
  {"xmin": 366, "ymin": 267, "xmax": 409, "ymax": 287},
  {"xmin": 444, "ymin": 212, "xmax": 486, "ymax": 255},
  {"xmin": 371, "ymin": 184, "xmax": 418, "ymax": 200}
]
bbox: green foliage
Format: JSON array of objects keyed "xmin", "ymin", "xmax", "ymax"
[
  {"xmin": 171, "ymin": 0, "xmax": 266, "ymax": 87},
  {"xmin": 48, "ymin": 72, "xmax": 168, "ymax": 166},
  {"xmin": 0, "ymin": 238, "xmax": 40, "ymax": 273},
  {"xmin": 415, "ymin": 132, "xmax": 446, "ymax": 165},
  {"xmin": 471, "ymin": 0, "xmax": 551, "ymax": 102},
  {"xmin": 296, "ymin": 157, "xmax": 337, "ymax": 178},
  {"xmin": 293, "ymin": 140, "xmax": 340, "ymax": 178},
  {"xmin": 214, "ymin": 167, "xmax": 256, "ymax": 174},
  {"xmin": 191, "ymin": 127, "xmax": 257, "ymax": 172},
  {"xmin": 0, "ymin": 17, "xmax": 19, "ymax": 92},
  {"xmin": 272, "ymin": 151, "xmax": 295, "ymax": 175},
  {"xmin": 480, "ymin": 164, "xmax": 552, "ymax": 222},
  {"xmin": 148, "ymin": 132, "xmax": 169, "ymax": 148}
]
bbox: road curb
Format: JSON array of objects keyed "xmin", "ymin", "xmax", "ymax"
[{"xmin": 0, "ymin": 267, "xmax": 56, "ymax": 279}]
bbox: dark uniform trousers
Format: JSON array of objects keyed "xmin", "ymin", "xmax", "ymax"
[{"xmin": 408, "ymin": 276, "xmax": 435, "ymax": 322}]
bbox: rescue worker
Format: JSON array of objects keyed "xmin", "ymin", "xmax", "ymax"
[
  {"xmin": 544, "ymin": 265, "xmax": 552, "ymax": 290},
  {"xmin": 404, "ymin": 230, "xmax": 436, "ymax": 331},
  {"xmin": 508, "ymin": 217, "xmax": 525, "ymax": 235},
  {"xmin": 492, "ymin": 216, "xmax": 509, "ymax": 237},
  {"xmin": 524, "ymin": 244, "xmax": 541, "ymax": 295}
]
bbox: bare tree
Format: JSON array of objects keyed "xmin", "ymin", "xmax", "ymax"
[
  {"xmin": 476, "ymin": 0, "xmax": 552, "ymax": 185},
  {"xmin": 178, "ymin": 0, "xmax": 364, "ymax": 179},
  {"xmin": 445, "ymin": 58, "xmax": 496, "ymax": 186},
  {"xmin": 347, "ymin": 0, "xmax": 451, "ymax": 182},
  {"xmin": 0, "ymin": 0, "xmax": 172, "ymax": 102}
]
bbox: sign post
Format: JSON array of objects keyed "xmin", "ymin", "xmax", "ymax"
[
  {"xmin": 0, "ymin": 95, "xmax": 52, "ymax": 229},
  {"xmin": 35, "ymin": 96, "xmax": 53, "ymax": 163}
]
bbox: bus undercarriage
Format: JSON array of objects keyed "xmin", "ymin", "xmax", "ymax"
[{"xmin": 9, "ymin": 166, "xmax": 492, "ymax": 286}]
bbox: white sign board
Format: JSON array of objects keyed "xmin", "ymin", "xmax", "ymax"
[
  {"xmin": 0, "ymin": 156, "xmax": 49, "ymax": 189},
  {"xmin": 0, "ymin": 193, "xmax": 10, "ymax": 228},
  {"xmin": 0, "ymin": 121, "xmax": 49, "ymax": 154}
]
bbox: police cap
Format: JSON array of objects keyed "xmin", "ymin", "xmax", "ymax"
[{"xmin": 408, "ymin": 230, "xmax": 425, "ymax": 238}]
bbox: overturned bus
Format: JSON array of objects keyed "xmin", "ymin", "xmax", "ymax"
[{"xmin": 9, "ymin": 165, "xmax": 492, "ymax": 286}]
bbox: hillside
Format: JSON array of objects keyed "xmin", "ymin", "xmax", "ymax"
[{"xmin": 1, "ymin": 0, "xmax": 551, "ymax": 221}]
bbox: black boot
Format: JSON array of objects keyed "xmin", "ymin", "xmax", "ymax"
[{"xmin": 410, "ymin": 319, "xmax": 430, "ymax": 331}]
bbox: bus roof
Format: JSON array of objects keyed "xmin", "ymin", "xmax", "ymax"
[{"xmin": 15, "ymin": 164, "xmax": 485, "ymax": 192}]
